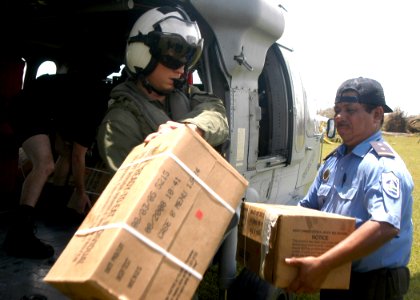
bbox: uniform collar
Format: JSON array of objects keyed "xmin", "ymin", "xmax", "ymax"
[{"xmin": 339, "ymin": 131, "xmax": 382, "ymax": 158}]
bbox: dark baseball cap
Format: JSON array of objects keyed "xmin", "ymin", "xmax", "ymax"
[{"xmin": 335, "ymin": 77, "xmax": 393, "ymax": 113}]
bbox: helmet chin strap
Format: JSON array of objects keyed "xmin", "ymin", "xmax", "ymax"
[
  {"xmin": 172, "ymin": 75, "xmax": 187, "ymax": 90},
  {"xmin": 141, "ymin": 77, "xmax": 169, "ymax": 96}
]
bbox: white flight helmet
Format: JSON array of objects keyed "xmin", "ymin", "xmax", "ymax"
[{"xmin": 126, "ymin": 6, "xmax": 203, "ymax": 77}]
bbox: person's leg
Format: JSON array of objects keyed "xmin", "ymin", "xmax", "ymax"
[
  {"xmin": 50, "ymin": 134, "xmax": 87, "ymax": 223},
  {"xmin": 52, "ymin": 133, "xmax": 72, "ymax": 186},
  {"xmin": 4, "ymin": 134, "xmax": 55, "ymax": 258},
  {"xmin": 65, "ymin": 142, "xmax": 92, "ymax": 215},
  {"xmin": 19, "ymin": 134, "xmax": 55, "ymax": 207}
]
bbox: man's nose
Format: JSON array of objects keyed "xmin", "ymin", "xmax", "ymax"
[
  {"xmin": 174, "ymin": 65, "xmax": 185, "ymax": 74},
  {"xmin": 334, "ymin": 112, "xmax": 343, "ymax": 120}
]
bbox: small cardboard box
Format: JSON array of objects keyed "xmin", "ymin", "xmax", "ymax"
[
  {"xmin": 237, "ymin": 202, "xmax": 355, "ymax": 289},
  {"xmin": 45, "ymin": 127, "xmax": 248, "ymax": 300}
]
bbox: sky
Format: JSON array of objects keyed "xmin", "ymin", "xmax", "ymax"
[{"xmin": 279, "ymin": 0, "xmax": 420, "ymax": 116}]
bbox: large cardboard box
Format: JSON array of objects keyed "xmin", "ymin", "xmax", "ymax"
[
  {"xmin": 237, "ymin": 202, "xmax": 355, "ymax": 289},
  {"xmin": 45, "ymin": 127, "xmax": 248, "ymax": 299}
]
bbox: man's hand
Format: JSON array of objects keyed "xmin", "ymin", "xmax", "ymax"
[
  {"xmin": 144, "ymin": 121, "xmax": 203, "ymax": 143},
  {"xmin": 285, "ymin": 256, "xmax": 329, "ymax": 294},
  {"xmin": 67, "ymin": 189, "xmax": 92, "ymax": 215}
]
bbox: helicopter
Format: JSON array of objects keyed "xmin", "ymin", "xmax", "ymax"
[{"xmin": 0, "ymin": 0, "xmax": 323, "ymax": 299}]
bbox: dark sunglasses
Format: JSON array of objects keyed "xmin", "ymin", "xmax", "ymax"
[
  {"xmin": 159, "ymin": 55, "xmax": 185, "ymax": 70},
  {"xmin": 153, "ymin": 32, "xmax": 199, "ymax": 69}
]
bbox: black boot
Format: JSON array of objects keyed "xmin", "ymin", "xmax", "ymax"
[{"xmin": 3, "ymin": 205, "xmax": 54, "ymax": 259}]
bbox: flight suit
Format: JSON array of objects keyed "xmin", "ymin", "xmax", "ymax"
[{"xmin": 97, "ymin": 80, "xmax": 229, "ymax": 172}]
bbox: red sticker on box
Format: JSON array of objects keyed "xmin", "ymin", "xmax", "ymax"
[{"xmin": 195, "ymin": 209, "xmax": 203, "ymax": 220}]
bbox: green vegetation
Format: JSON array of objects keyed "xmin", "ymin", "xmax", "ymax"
[{"xmin": 381, "ymin": 134, "xmax": 419, "ymax": 300}]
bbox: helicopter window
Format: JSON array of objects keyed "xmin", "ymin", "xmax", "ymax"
[
  {"xmin": 107, "ymin": 64, "xmax": 125, "ymax": 83},
  {"xmin": 36, "ymin": 61, "xmax": 57, "ymax": 78},
  {"xmin": 257, "ymin": 44, "xmax": 293, "ymax": 163}
]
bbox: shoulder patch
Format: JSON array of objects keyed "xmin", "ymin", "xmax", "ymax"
[
  {"xmin": 382, "ymin": 172, "xmax": 400, "ymax": 199},
  {"xmin": 370, "ymin": 141, "xmax": 395, "ymax": 158}
]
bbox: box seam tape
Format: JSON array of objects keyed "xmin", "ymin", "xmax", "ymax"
[
  {"xmin": 240, "ymin": 204, "xmax": 278, "ymax": 280},
  {"xmin": 260, "ymin": 208, "xmax": 278, "ymax": 279}
]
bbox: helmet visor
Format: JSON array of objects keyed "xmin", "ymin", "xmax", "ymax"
[
  {"xmin": 153, "ymin": 16, "xmax": 203, "ymax": 69},
  {"xmin": 153, "ymin": 32, "xmax": 203, "ymax": 69}
]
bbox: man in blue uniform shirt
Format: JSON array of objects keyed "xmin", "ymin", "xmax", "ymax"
[{"xmin": 286, "ymin": 77, "xmax": 413, "ymax": 299}]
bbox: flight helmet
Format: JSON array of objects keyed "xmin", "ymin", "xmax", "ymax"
[{"xmin": 126, "ymin": 6, "xmax": 203, "ymax": 78}]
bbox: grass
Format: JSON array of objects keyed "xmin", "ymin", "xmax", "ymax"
[{"xmin": 378, "ymin": 134, "xmax": 419, "ymax": 300}]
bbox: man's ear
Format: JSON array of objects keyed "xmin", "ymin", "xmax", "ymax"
[{"xmin": 373, "ymin": 106, "xmax": 384, "ymax": 124}]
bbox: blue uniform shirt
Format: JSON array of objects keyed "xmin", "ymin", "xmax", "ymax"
[{"xmin": 299, "ymin": 131, "xmax": 413, "ymax": 272}]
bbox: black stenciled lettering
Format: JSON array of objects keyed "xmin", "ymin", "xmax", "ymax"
[
  {"xmin": 116, "ymin": 257, "xmax": 131, "ymax": 281},
  {"xmin": 104, "ymin": 262, "xmax": 113, "ymax": 274},
  {"xmin": 111, "ymin": 243, "xmax": 124, "ymax": 261},
  {"xmin": 249, "ymin": 218, "xmax": 261, "ymax": 226},
  {"xmin": 155, "ymin": 169, "xmax": 170, "ymax": 190},
  {"xmin": 147, "ymin": 191, "xmax": 157, "ymax": 202},
  {"xmin": 104, "ymin": 242, "xmax": 124, "ymax": 274},
  {"xmin": 173, "ymin": 177, "xmax": 180, "ymax": 186},
  {"xmin": 137, "ymin": 191, "xmax": 157, "ymax": 225},
  {"xmin": 186, "ymin": 167, "xmax": 200, "ymax": 189},
  {"xmin": 131, "ymin": 216, "xmax": 141, "ymax": 228},
  {"xmin": 175, "ymin": 190, "xmax": 188, "ymax": 209},
  {"xmin": 158, "ymin": 219, "xmax": 171, "ymax": 239},
  {"xmin": 153, "ymin": 201, "xmax": 166, "ymax": 221},
  {"xmin": 186, "ymin": 176, "xmax": 194, "ymax": 189},
  {"xmin": 145, "ymin": 200, "xmax": 167, "ymax": 234},
  {"xmin": 124, "ymin": 172, "xmax": 136, "ymax": 190},
  {"xmin": 249, "ymin": 228, "xmax": 261, "ymax": 236},
  {"xmin": 155, "ymin": 170, "xmax": 169, "ymax": 190},
  {"xmin": 166, "ymin": 250, "xmax": 198, "ymax": 299},
  {"xmin": 127, "ymin": 266, "xmax": 142, "ymax": 289},
  {"xmin": 77, "ymin": 231, "xmax": 103, "ymax": 264},
  {"xmin": 124, "ymin": 165, "xmax": 144, "ymax": 191},
  {"xmin": 155, "ymin": 177, "xmax": 165, "ymax": 190},
  {"xmin": 312, "ymin": 234, "xmax": 329, "ymax": 241},
  {"xmin": 145, "ymin": 222, "xmax": 152, "ymax": 233},
  {"xmin": 166, "ymin": 187, "xmax": 174, "ymax": 199},
  {"xmin": 140, "ymin": 202, "xmax": 149, "ymax": 216}
]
